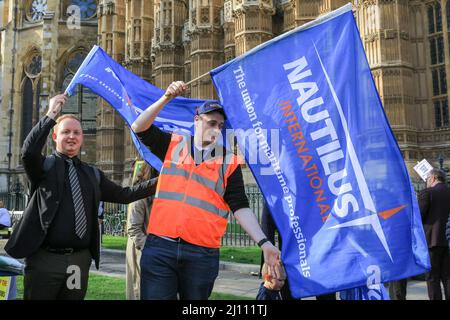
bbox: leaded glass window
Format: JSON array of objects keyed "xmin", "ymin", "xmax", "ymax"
[
  {"xmin": 437, "ymin": 36, "xmax": 444, "ymax": 63},
  {"xmin": 429, "ymin": 5, "xmax": 435, "ymax": 33},
  {"xmin": 433, "ymin": 69, "xmax": 440, "ymax": 95},
  {"xmin": 61, "ymin": 51, "xmax": 97, "ymax": 134},
  {"xmin": 25, "ymin": 55, "xmax": 42, "ymax": 77},
  {"xmin": 440, "ymin": 67, "xmax": 447, "ymax": 93},
  {"xmin": 436, "ymin": 3, "xmax": 443, "ymax": 32},
  {"xmin": 443, "ymin": 99, "xmax": 449, "ymax": 127},
  {"xmin": 428, "ymin": 2, "xmax": 449, "ymax": 129},
  {"xmin": 71, "ymin": 0, "xmax": 97, "ymax": 20},
  {"xmin": 21, "ymin": 78, "xmax": 33, "ymax": 145},
  {"xmin": 447, "ymin": 0, "xmax": 450, "ymax": 30},
  {"xmin": 430, "ymin": 38, "xmax": 437, "ymax": 64},
  {"xmin": 28, "ymin": 0, "xmax": 48, "ymax": 22},
  {"xmin": 434, "ymin": 99, "xmax": 449, "ymax": 128}
]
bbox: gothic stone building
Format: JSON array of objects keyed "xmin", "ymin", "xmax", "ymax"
[{"xmin": 0, "ymin": 0, "xmax": 449, "ymax": 192}]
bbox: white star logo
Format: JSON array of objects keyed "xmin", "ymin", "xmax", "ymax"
[{"xmin": 328, "ymin": 205, "xmax": 407, "ymax": 262}]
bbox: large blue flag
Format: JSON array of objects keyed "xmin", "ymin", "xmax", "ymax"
[
  {"xmin": 211, "ymin": 4, "xmax": 430, "ymax": 298},
  {"xmin": 65, "ymin": 45, "xmax": 209, "ymax": 170}
]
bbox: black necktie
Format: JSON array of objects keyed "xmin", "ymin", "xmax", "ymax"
[{"xmin": 66, "ymin": 159, "xmax": 87, "ymax": 239}]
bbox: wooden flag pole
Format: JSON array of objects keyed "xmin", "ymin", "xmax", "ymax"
[
  {"xmin": 164, "ymin": 71, "xmax": 211, "ymax": 97},
  {"xmin": 185, "ymin": 71, "xmax": 211, "ymax": 86}
]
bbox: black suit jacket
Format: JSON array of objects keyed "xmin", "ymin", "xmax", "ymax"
[
  {"xmin": 5, "ymin": 116, "xmax": 157, "ymax": 268},
  {"xmin": 419, "ymin": 183, "xmax": 450, "ymax": 248}
]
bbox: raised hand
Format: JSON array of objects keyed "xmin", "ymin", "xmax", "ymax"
[
  {"xmin": 164, "ymin": 81, "xmax": 188, "ymax": 98},
  {"xmin": 46, "ymin": 94, "xmax": 68, "ymax": 119}
]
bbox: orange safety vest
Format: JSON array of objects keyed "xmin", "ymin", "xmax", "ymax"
[{"xmin": 147, "ymin": 133, "xmax": 242, "ymax": 248}]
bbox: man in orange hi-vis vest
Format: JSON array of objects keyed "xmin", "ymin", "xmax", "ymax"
[{"xmin": 132, "ymin": 81, "xmax": 281, "ymax": 300}]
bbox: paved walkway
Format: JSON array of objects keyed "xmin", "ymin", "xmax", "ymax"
[
  {"xmin": 93, "ymin": 248, "xmax": 263, "ymax": 298},
  {"xmin": 1, "ymin": 240, "xmax": 431, "ymax": 300},
  {"xmin": 95, "ymin": 248, "xmax": 430, "ymax": 300}
]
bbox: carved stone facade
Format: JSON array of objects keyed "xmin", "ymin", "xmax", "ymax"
[
  {"xmin": 0, "ymin": 0, "xmax": 98, "ymax": 189},
  {"xmin": 97, "ymin": 0, "xmax": 126, "ymax": 183},
  {"xmin": 1, "ymin": 0, "xmax": 449, "ymax": 189},
  {"xmin": 354, "ymin": 0, "xmax": 450, "ymax": 180}
]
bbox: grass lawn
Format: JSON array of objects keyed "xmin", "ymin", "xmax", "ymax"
[
  {"xmin": 14, "ymin": 274, "xmax": 126, "ymax": 300},
  {"xmin": 101, "ymin": 235, "xmax": 127, "ymax": 250},
  {"xmin": 219, "ymin": 246, "xmax": 261, "ymax": 265},
  {"xmin": 14, "ymin": 274, "xmax": 251, "ymax": 300},
  {"xmin": 101, "ymin": 236, "xmax": 261, "ymax": 265}
]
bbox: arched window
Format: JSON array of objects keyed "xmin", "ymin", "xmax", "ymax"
[
  {"xmin": 446, "ymin": 0, "xmax": 450, "ymax": 30},
  {"xmin": 428, "ymin": 2, "xmax": 449, "ymax": 128},
  {"xmin": 436, "ymin": 2, "xmax": 442, "ymax": 32},
  {"xmin": 21, "ymin": 50, "xmax": 42, "ymax": 145},
  {"xmin": 35, "ymin": 78, "xmax": 41, "ymax": 123},
  {"xmin": 63, "ymin": 0, "xmax": 97, "ymax": 21},
  {"xmin": 71, "ymin": 0, "xmax": 97, "ymax": 20},
  {"xmin": 26, "ymin": 0, "xmax": 48, "ymax": 22},
  {"xmin": 434, "ymin": 99, "xmax": 449, "ymax": 128},
  {"xmin": 21, "ymin": 78, "xmax": 34, "ymax": 145}
]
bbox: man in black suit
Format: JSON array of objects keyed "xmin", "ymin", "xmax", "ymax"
[
  {"xmin": 419, "ymin": 168, "xmax": 450, "ymax": 300},
  {"xmin": 446, "ymin": 213, "xmax": 450, "ymax": 247},
  {"xmin": 5, "ymin": 94, "xmax": 157, "ymax": 300}
]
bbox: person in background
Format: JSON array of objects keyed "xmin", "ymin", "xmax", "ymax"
[
  {"xmin": 388, "ymin": 278, "xmax": 408, "ymax": 300},
  {"xmin": 419, "ymin": 168, "xmax": 450, "ymax": 300},
  {"xmin": 126, "ymin": 162, "xmax": 158, "ymax": 300}
]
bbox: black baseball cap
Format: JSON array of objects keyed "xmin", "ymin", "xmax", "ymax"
[{"xmin": 196, "ymin": 101, "xmax": 227, "ymax": 120}]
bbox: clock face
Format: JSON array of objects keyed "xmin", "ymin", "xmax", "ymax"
[
  {"xmin": 30, "ymin": 0, "xmax": 48, "ymax": 21},
  {"xmin": 72, "ymin": 0, "xmax": 97, "ymax": 20}
]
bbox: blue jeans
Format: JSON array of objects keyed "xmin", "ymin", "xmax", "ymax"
[{"xmin": 140, "ymin": 234, "xmax": 219, "ymax": 300}]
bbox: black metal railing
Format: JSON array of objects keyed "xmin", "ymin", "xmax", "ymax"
[
  {"xmin": 5, "ymin": 180, "xmax": 435, "ymax": 247},
  {"xmin": 221, "ymin": 184, "xmax": 264, "ymax": 247},
  {"xmin": 102, "ymin": 202, "xmax": 128, "ymax": 236},
  {"xmin": 0, "ymin": 186, "xmax": 27, "ymax": 212}
]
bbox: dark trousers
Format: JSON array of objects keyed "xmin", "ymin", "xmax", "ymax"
[
  {"xmin": 389, "ymin": 279, "xmax": 407, "ymax": 300},
  {"xmin": 426, "ymin": 246, "xmax": 450, "ymax": 300},
  {"xmin": 140, "ymin": 235, "xmax": 219, "ymax": 300},
  {"xmin": 24, "ymin": 248, "xmax": 91, "ymax": 300}
]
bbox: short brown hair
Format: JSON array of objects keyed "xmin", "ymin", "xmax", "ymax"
[
  {"xmin": 54, "ymin": 114, "xmax": 81, "ymax": 132},
  {"xmin": 429, "ymin": 168, "xmax": 446, "ymax": 183}
]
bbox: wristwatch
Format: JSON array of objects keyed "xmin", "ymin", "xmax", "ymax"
[{"xmin": 257, "ymin": 238, "xmax": 269, "ymax": 247}]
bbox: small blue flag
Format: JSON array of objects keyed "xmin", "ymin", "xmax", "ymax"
[{"xmin": 65, "ymin": 45, "xmax": 209, "ymax": 170}]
